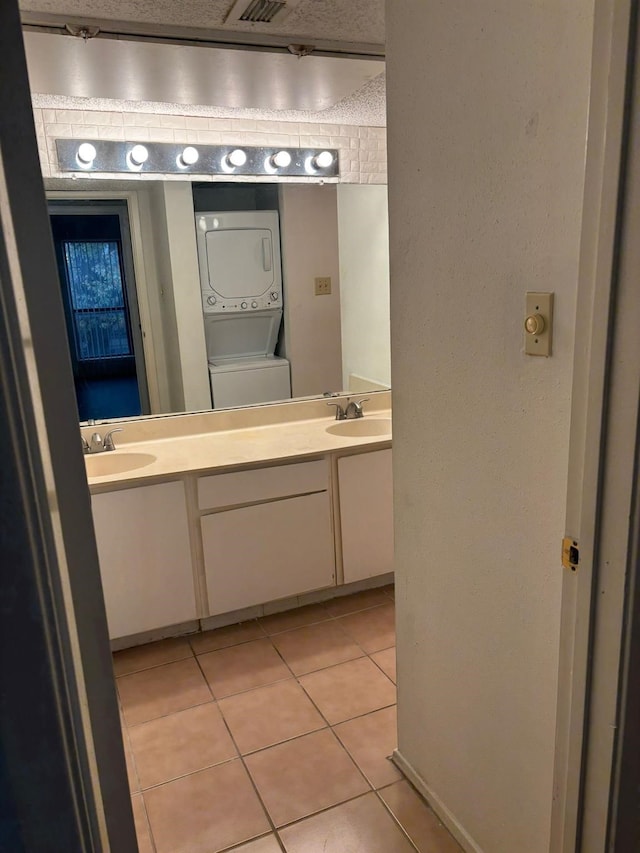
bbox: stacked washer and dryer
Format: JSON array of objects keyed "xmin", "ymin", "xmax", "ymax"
[{"xmin": 195, "ymin": 210, "xmax": 291, "ymax": 409}]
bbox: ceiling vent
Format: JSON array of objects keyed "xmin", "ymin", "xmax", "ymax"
[{"xmin": 225, "ymin": 0, "xmax": 301, "ymax": 25}]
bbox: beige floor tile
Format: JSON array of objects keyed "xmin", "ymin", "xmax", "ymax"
[
  {"xmin": 324, "ymin": 588, "xmax": 391, "ymax": 617},
  {"xmin": 189, "ymin": 621, "xmax": 265, "ymax": 655},
  {"xmin": 337, "ymin": 603, "xmax": 396, "ymax": 653},
  {"xmin": 128, "ymin": 702, "xmax": 237, "ymax": 789},
  {"xmin": 245, "ymin": 729, "xmax": 369, "ymax": 827},
  {"xmin": 198, "ymin": 638, "xmax": 291, "ymax": 698},
  {"xmin": 118, "ymin": 659, "xmax": 212, "ymax": 726},
  {"xmin": 122, "ymin": 729, "xmax": 139, "ymax": 793},
  {"xmin": 271, "ymin": 620, "xmax": 363, "ymax": 676},
  {"xmin": 144, "ymin": 761, "xmax": 269, "ymax": 853},
  {"xmin": 131, "ymin": 794, "xmax": 154, "ymax": 853},
  {"xmin": 380, "ymin": 781, "xmax": 463, "ymax": 853},
  {"xmin": 371, "ymin": 647, "xmax": 397, "ymax": 683},
  {"xmin": 334, "ymin": 706, "xmax": 402, "ymax": 789},
  {"xmin": 259, "ymin": 602, "xmax": 331, "ymax": 635},
  {"xmin": 279, "ymin": 791, "xmax": 415, "ymax": 853},
  {"xmin": 113, "ymin": 637, "xmax": 193, "ymax": 677},
  {"xmin": 232, "ymin": 835, "xmax": 283, "ymax": 852},
  {"xmin": 299, "ymin": 657, "xmax": 396, "ymax": 725},
  {"xmin": 219, "ymin": 679, "xmax": 325, "ymax": 754}
]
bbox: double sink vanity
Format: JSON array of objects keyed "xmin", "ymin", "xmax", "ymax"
[{"xmin": 83, "ymin": 393, "xmax": 393, "ymax": 648}]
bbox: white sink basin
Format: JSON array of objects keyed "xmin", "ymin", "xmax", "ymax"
[
  {"xmin": 325, "ymin": 418, "xmax": 392, "ymax": 438},
  {"xmin": 85, "ymin": 451, "xmax": 157, "ymax": 477}
]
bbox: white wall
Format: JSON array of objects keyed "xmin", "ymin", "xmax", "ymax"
[
  {"xmin": 386, "ymin": 2, "xmax": 593, "ymax": 852},
  {"xmin": 148, "ymin": 183, "xmax": 211, "ymax": 412},
  {"xmin": 279, "ymin": 185, "xmax": 343, "ymax": 397},
  {"xmin": 337, "ymin": 185, "xmax": 390, "ymax": 390}
]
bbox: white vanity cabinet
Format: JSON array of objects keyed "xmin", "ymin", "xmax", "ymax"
[
  {"xmin": 91, "ymin": 481, "xmax": 196, "ymax": 639},
  {"xmin": 337, "ymin": 449, "xmax": 394, "ymax": 583},
  {"xmin": 199, "ymin": 460, "xmax": 335, "ymax": 615}
]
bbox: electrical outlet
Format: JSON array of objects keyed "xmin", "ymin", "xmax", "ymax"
[{"xmin": 315, "ymin": 276, "xmax": 332, "ymax": 296}]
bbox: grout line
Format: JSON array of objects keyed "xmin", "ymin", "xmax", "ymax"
[
  {"xmin": 262, "ymin": 599, "xmax": 392, "ymax": 637},
  {"xmin": 274, "ymin": 789, "xmax": 380, "ymax": 834},
  {"xmin": 214, "ymin": 685, "xmax": 289, "ymax": 853},
  {"xmin": 368, "ymin": 647, "xmax": 397, "ymax": 684},
  {"xmin": 373, "ymin": 787, "xmax": 423, "ymax": 853},
  {"xmin": 114, "ymin": 649, "xmax": 196, "ymax": 679},
  {"xmin": 219, "ymin": 831, "xmax": 286, "ymax": 853},
  {"xmin": 134, "ymin": 754, "xmax": 240, "ymax": 793},
  {"xmin": 135, "ymin": 792, "xmax": 158, "ymax": 853}
]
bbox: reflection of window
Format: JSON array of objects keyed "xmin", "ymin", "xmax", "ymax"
[{"xmin": 62, "ymin": 240, "xmax": 133, "ymax": 360}]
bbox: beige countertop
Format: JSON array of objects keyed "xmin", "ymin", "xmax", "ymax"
[{"xmin": 85, "ymin": 409, "xmax": 392, "ymax": 490}]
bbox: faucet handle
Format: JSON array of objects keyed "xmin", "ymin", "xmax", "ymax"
[
  {"xmin": 81, "ymin": 436, "xmax": 90, "ymax": 454},
  {"xmin": 350, "ymin": 398, "xmax": 369, "ymax": 417},
  {"xmin": 103, "ymin": 428, "xmax": 123, "ymax": 451},
  {"xmin": 326, "ymin": 402, "xmax": 346, "ymax": 420}
]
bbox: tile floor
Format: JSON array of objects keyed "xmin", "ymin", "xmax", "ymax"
[{"xmin": 116, "ymin": 585, "xmax": 462, "ymax": 853}]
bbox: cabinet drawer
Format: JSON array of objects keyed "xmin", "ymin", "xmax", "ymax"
[{"xmin": 198, "ymin": 459, "xmax": 328, "ymax": 510}]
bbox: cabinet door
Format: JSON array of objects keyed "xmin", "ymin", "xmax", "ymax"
[
  {"xmin": 202, "ymin": 492, "xmax": 335, "ymax": 615},
  {"xmin": 338, "ymin": 449, "xmax": 394, "ymax": 583},
  {"xmin": 91, "ymin": 481, "xmax": 196, "ymax": 639}
]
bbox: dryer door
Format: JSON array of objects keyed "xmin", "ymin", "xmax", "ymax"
[{"xmin": 205, "ymin": 227, "xmax": 275, "ymax": 300}]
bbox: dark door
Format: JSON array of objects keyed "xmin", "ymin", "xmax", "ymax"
[{"xmin": 49, "ymin": 201, "xmax": 150, "ymax": 421}]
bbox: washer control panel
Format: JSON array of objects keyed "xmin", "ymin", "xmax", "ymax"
[{"xmin": 201, "ymin": 291, "xmax": 279, "ymax": 312}]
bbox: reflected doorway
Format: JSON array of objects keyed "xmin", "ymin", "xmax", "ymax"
[{"xmin": 49, "ymin": 200, "xmax": 149, "ymax": 421}]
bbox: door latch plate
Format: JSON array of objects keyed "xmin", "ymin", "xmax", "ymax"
[{"xmin": 562, "ymin": 537, "xmax": 579, "ymax": 571}]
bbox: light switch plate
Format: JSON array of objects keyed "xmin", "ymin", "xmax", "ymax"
[
  {"xmin": 315, "ymin": 276, "xmax": 332, "ymax": 296},
  {"xmin": 524, "ymin": 292, "xmax": 553, "ymax": 356}
]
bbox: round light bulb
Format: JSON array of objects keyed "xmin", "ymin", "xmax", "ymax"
[
  {"xmin": 129, "ymin": 144, "xmax": 149, "ymax": 166},
  {"xmin": 272, "ymin": 150, "xmax": 292, "ymax": 168},
  {"xmin": 181, "ymin": 146, "xmax": 199, "ymax": 166},
  {"xmin": 227, "ymin": 149, "xmax": 247, "ymax": 168},
  {"xmin": 313, "ymin": 150, "xmax": 334, "ymax": 169},
  {"xmin": 76, "ymin": 142, "xmax": 96, "ymax": 165}
]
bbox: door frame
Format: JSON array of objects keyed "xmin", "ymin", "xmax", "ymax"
[
  {"xmin": 551, "ymin": 0, "xmax": 640, "ymax": 849},
  {"xmin": 0, "ymin": 0, "xmax": 137, "ymax": 848},
  {"xmin": 48, "ymin": 199, "xmax": 151, "ymax": 414},
  {"xmin": 47, "ymin": 190, "xmax": 162, "ymax": 414}
]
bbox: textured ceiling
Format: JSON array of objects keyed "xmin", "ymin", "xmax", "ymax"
[
  {"xmin": 19, "ymin": 0, "xmax": 385, "ymax": 47},
  {"xmin": 22, "ymin": 0, "xmax": 386, "ymax": 125}
]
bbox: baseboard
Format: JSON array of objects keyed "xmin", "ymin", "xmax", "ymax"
[
  {"xmin": 391, "ymin": 749, "xmax": 484, "ymax": 853},
  {"xmin": 112, "ymin": 574, "xmax": 395, "ymax": 649}
]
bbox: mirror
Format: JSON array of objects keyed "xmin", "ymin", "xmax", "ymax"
[{"xmin": 45, "ymin": 175, "xmax": 390, "ymax": 422}]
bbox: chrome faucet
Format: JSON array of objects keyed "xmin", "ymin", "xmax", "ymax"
[
  {"xmin": 345, "ymin": 398, "xmax": 369, "ymax": 419},
  {"xmin": 327, "ymin": 398, "xmax": 369, "ymax": 420},
  {"xmin": 327, "ymin": 401, "xmax": 347, "ymax": 420},
  {"xmin": 83, "ymin": 428, "xmax": 124, "ymax": 454}
]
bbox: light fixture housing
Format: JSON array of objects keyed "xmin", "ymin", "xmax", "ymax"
[
  {"xmin": 56, "ymin": 140, "xmax": 339, "ymax": 178},
  {"xmin": 76, "ymin": 142, "xmax": 96, "ymax": 167}
]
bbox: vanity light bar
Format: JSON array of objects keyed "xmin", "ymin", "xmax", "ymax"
[{"xmin": 55, "ymin": 140, "xmax": 340, "ymax": 178}]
